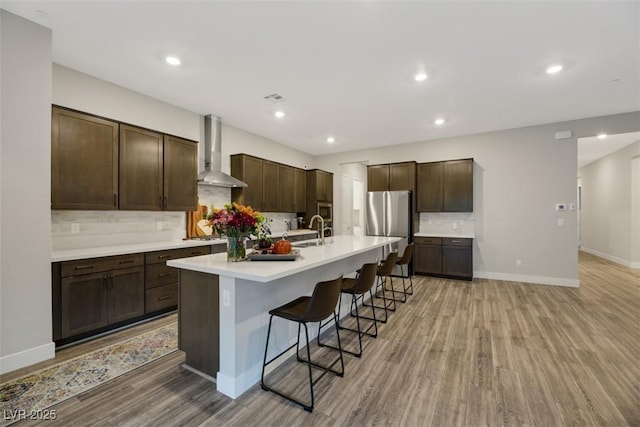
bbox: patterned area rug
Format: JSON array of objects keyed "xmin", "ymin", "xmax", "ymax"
[{"xmin": 0, "ymin": 323, "xmax": 177, "ymax": 426}]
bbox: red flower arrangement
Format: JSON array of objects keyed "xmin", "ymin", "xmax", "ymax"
[{"xmin": 208, "ymin": 203, "xmax": 265, "ymax": 239}]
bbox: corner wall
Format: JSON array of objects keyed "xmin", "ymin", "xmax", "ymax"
[
  {"xmin": 579, "ymin": 141, "xmax": 640, "ymax": 267},
  {"xmin": 0, "ymin": 11, "xmax": 54, "ymax": 373}
]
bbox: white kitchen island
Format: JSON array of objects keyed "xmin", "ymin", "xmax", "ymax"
[{"xmin": 167, "ymin": 235, "xmax": 400, "ymax": 399}]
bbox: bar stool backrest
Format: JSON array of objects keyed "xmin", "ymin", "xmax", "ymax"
[
  {"xmin": 351, "ymin": 262, "xmax": 378, "ymax": 294},
  {"xmin": 304, "ymin": 275, "xmax": 343, "ymax": 322},
  {"xmin": 398, "ymin": 243, "xmax": 415, "ymax": 266},
  {"xmin": 377, "ymin": 251, "xmax": 398, "ymax": 276}
]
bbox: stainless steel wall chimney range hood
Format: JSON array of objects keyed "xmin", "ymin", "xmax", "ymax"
[{"xmin": 197, "ymin": 115, "xmax": 247, "ymax": 188}]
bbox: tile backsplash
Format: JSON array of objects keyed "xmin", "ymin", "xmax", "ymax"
[
  {"xmin": 52, "ymin": 210, "xmax": 187, "ymax": 250},
  {"xmin": 419, "ymin": 212, "xmax": 476, "ymax": 236},
  {"xmin": 51, "ymin": 186, "xmax": 301, "ymax": 250}
]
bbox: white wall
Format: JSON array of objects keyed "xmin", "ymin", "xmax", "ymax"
[
  {"xmin": 579, "ymin": 141, "xmax": 640, "ymax": 267},
  {"xmin": 315, "ymin": 111, "xmax": 640, "ymax": 287},
  {"xmin": 0, "ymin": 11, "xmax": 54, "ymax": 373}
]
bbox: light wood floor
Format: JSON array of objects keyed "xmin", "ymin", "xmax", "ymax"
[{"xmin": 9, "ymin": 252, "xmax": 640, "ymax": 426}]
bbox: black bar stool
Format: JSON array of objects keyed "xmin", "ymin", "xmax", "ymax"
[
  {"xmin": 260, "ymin": 275, "xmax": 344, "ymax": 413},
  {"xmin": 387, "ymin": 243, "xmax": 415, "ymax": 303},
  {"xmin": 317, "ymin": 262, "xmax": 378, "ymax": 357},
  {"xmin": 362, "ymin": 251, "xmax": 398, "ymax": 323}
]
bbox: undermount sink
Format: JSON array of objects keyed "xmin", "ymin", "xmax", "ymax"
[{"xmin": 292, "ymin": 240, "xmax": 320, "ymax": 248}]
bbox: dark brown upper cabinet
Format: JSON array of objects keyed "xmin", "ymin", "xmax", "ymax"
[
  {"xmin": 51, "ymin": 107, "xmax": 119, "ymax": 209},
  {"xmin": 367, "ymin": 162, "xmax": 416, "ymax": 192},
  {"xmin": 278, "ymin": 165, "xmax": 295, "ymax": 213},
  {"xmin": 52, "ymin": 106, "xmax": 197, "ymax": 212},
  {"xmin": 293, "ymin": 168, "xmax": 307, "ymax": 213},
  {"xmin": 367, "ymin": 165, "xmax": 389, "ymax": 191},
  {"xmin": 119, "ymin": 125, "xmax": 164, "ymax": 210},
  {"xmin": 417, "ymin": 158, "xmax": 473, "ymax": 212},
  {"xmin": 230, "ymin": 154, "xmax": 263, "ymax": 210},
  {"xmin": 119, "ymin": 126, "xmax": 197, "ymax": 211},
  {"xmin": 262, "ymin": 160, "xmax": 280, "ymax": 212},
  {"xmin": 308, "ymin": 169, "xmax": 333, "ymax": 202},
  {"xmin": 231, "ymin": 153, "xmax": 308, "ymax": 213},
  {"xmin": 443, "ymin": 159, "xmax": 473, "ymax": 212},
  {"xmin": 164, "ymin": 135, "xmax": 198, "ymax": 211}
]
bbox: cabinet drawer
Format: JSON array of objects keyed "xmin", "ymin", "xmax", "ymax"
[
  {"xmin": 145, "ymin": 246, "xmax": 211, "ymax": 265},
  {"xmin": 442, "ymin": 237, "xmax": 472, "ymax": 247},
  {"xmin": 61, "ymin": 253, "xmax": 144, "ymax": 277},
  {"xmin": 415, "ymin": 236, "xmax": 442, "ymax": 245},
  {"xmin": 145, "ymin": 263, "xmax": 179, "ymax": 289},
  {"xmin": 146, "ymin": 283, "xmax": 178, "ymax": 313}
]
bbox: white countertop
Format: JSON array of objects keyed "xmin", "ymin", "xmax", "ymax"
[
  {"xmin": 51, "ymin": 229, "xmax": 318, "ymax": 262},
  {"xmin": 167, "ymin": 235, "xmax": 400, "ymax": 283},
  {"xmin": 414, "ymin": 232, "xmax": 475, "ymax": 239}
]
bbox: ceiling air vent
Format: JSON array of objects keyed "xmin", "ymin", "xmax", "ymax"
[{"xmin": 264, "ymin": 93, "xmax": 284, "ymax": 104}]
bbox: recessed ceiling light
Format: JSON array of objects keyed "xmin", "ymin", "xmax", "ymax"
[
  {"xmin": 414, "ymin": 72, "xmax": 428, "ymax": 82},
  {"xmin": 597, "ymin": 133, "xmax": 607, "ymax": 139},
  {"xmin": 274, "ymin": 110, "xmax": 285, "ymax": 118},
  {"xmin": 434, "ymin": 118, "xmax": 445, "ymax": 126},
  {"xmin": 327, "ymin": 137, "xmax": 335, "ymax": 144},
  {"xmin": 165, "ymin": 56, "xmax": 181, "ymax": 66},
  {"xmin": 546, "ymin": 64, "xmax": 563, "ymax": 74}
]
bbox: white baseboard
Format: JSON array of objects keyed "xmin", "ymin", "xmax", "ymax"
[
  {"xmin": 580, "ymin": 247, "xmax": 638, "ymax": 269},
  {"xmin": 0, "ymin": 342, "xmax": 55, "ymax": 375},
  {"xmin": 474, "ymin": 271, "xmax": 580, "ymax": 288}
]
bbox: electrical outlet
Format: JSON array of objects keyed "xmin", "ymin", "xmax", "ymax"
[
  {"xmin": 452, "ymin": 222, "xmax": 458, "ymax": 230},
  {"xmin": 557, "ymin": 218, "xmax": 564, "ymax": 226},
  {"xmin": 222, "ymin": 290, "xmax": 230, "ymax": 307},
  {"xmin": 71, "ymin": 223, "xmax": 80, "ymax": 234},
  {"xmin": 156, "ymin": 221, "xmax": 163, "ymax": 231},
  {"xmin": 516, "ymin": 259, "xmax": 522, "ymax": 267},
  {"xmin": 569, "ymin": 203, "xmax": 576, "ymax": 211}
]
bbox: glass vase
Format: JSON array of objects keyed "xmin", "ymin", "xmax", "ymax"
[{"xmin": 227, "ymin": 236, "xmax": 247, "ymax": 262}]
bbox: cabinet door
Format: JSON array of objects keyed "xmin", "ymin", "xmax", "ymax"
[
  {"xmin": 442, "ymin": 246, "xmax": 473, "ymax": 278},
  {"xmin": 390, "ymin": 162, "xmax": 416, "ymax": 191},
  {"xmin": 278, "ymin": 165, "xmax": 295, "ymax": 212},
  {"xmin": 107, "ymin": 266, "xmax": 145, "ymax": 325},
  {"xmin": 119, "ymin": 125, "xmax": 163, "ymax": 210},
  {"xmin": 443, "ymin": 159, "xmax": 473, "ymax": 212},
  {"xmin": 51, "ymin": 107, "xmax": 119, "ymax": 210},
  {"xmin": 293, "ymin": 168, "xmax": 306, "ymax": 213},
  {"xmin": 231, "ymin": 154, "xmax": 263, "ymax": 210},
  {"xmin": 322, "ymin": 171, "xmax": 334, "ymax": 202},
  {"xmin": 417, "ymin": 162, "xmax": 444, "ymax": 212},
  {"xmin": 164, "ymin": 135, "xmax": 197, "ymax": 211},
  {"xmin": 414, "ymin": 244, "xmax": 442, "ymax": 274},
  {"xmin": 367, "ymin": 165, "xmax": 389, "ymax": 191},
  {"xmin": 262, "ymin": 160, "xmax": 280, "ymax": 211},
  {"xmin": 61, "ymin": 272, "xmax": 108, "ymax": 338}
]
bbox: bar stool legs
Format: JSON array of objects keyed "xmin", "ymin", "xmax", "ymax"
[
  {"xmin": 317, "ymin": 291, "xmax": 378, "ymax": 357},
  {"xmin": 260, "ymin": 276, "xmax": 344, "ymax": 413}
]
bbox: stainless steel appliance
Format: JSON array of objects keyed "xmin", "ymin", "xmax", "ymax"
[
  {"xmin": 317, "ymin": 202, "xmax": 333, "ymax": 225},
  {"xmin": 366, "ymin": 191, "xmax": 412, "ymax": 277}
]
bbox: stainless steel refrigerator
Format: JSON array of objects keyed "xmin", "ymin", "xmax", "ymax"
[{"xmin": 366, "ymin": 190, "xmax": 412, "ymax": 277}]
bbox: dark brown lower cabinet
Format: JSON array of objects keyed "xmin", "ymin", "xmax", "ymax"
[
  {"xmin": 61, "ymin": 272, "xmax": 109, "ymax": 338},
  {"xmin": 107, "ymin": 266, "xmax": 145, "ymax": 324},
  {"xmin": 414, "ymin": 237, "xmax": 442, "ymax": 275},
  {"xmin": 414, "ymin": 236, "xmax": 473, "ymax": 280},
  {"xmin": 53, "ymin": 244, "xmax": 224, "ymax": 345},
  {"xmin": 60, "ymin": 265, "xmax": 144, "ymax": 339}
]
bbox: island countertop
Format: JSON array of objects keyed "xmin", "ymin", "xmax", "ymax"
[{"xmin": 167, "ymin": 235, "xmax": 400, "ymax": 283}]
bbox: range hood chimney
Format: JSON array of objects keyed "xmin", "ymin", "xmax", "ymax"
[{"xmin": 197, "ymin": 115, "xmax": 247, "ymax": 188}]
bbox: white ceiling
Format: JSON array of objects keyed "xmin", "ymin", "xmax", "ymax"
[
  {"xmin": 578, "ymin": 131, "xmax": 640, "ymax": 169},
  {"xmin": 3, "ymin": 1, "xmax": 639, "ymax": 156}
]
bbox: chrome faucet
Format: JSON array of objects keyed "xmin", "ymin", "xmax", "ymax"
[{"xmin": 308, "ymin": 214, "xmax": 325, "ymax": 245}]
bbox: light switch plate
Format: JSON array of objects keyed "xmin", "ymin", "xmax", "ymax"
[{"xmin": 222, "ymin": 290, "xmax": 230, "ymax": 307}]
